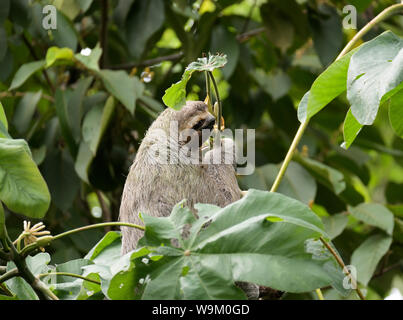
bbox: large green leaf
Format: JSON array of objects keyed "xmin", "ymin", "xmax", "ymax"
[
  {"xmin": 347, "ymin": 31, "xmax": 403, "ymax": 125},
  {"xmin": 55, "ymin": 89, "xmax": 78, "ymax": 157},
  {"xmin": 322, "ymin": 213, "xmax": 349, "ymax": 240},
  {"xmin": 294, "ymin": 154, "xmax": 346, "ymax": 195},
  {"xmin": 82, "ymin": 96, "xmax": 115, "ymax": 155},
  {"xmin": 99, "ymin": 70, "xmax": 143, "ymax": 114},
  {"xmin": 162, "ymin": 54, "xmax": 227, "ymax": 110},
  {"xmin": 0, "ymin": 138, "xmax": 50, "ymax": 218},
  {"xmin": 133, "ymin": 190, "xmax": 348, "ymax": 299},
  {"xmin": 342, "ymin": 109, "xmax": 363, "ymax": 149},
  {"xmin": 52, "ymin": 10, "xmax": 77, "ymax": 51},
  {"xmin": 298, "ymin": 48, "xmax": 357, "ymax": 122},
  {"xmin": 8, "ymin": 60, "xmax": 46, "ymax": 91},
  {"xmin": 351, "ymin": 234, "xmax": 392, "ymax": 286},
  {"xmin": 389, "ymin": 89, "xmax": 403, "ymax": 138},
  {"xmin": 348, "ymin": 203, "xmax": 394, "ymax": 235},
  {"xmin": 12, "ymin": 91, "xmax": 42, "ymax": 134},
  {"xmin": 74, "ymin": 96, "xmax": 115, "ymax": 183}
]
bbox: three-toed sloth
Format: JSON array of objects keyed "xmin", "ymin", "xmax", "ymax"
[{"xmin": 119, "ymin": 100, "xmax": 241, "ymax": 253}]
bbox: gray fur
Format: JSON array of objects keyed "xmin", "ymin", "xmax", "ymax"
[{"xmin": 119, "ymin": 101, "xmax": 241, "ymax": 254}]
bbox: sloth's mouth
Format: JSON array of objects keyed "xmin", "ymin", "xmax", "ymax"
[{"xmin": 201, "ymin": 115, "xmax": 216, "ymax": 131}]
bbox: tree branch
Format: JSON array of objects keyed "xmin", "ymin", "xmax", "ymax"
[{"xmin": 109, "ymin": 52, "xmax": 184, "ymax": 70}]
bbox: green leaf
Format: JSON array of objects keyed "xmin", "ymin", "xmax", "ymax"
[
  {"xmin": 66, "ymin": 77, "xmax": 93, "ymax": 143},
  {"xmin": 135, "ymin": 190, "xmax": 348, "ymax": 299},
  {"xmin": 0, "ymin": 138, "xmax": 50, "ymax": 218},
  {"xmin": 74, "ymin": 141, "xmax": 92, "ymax": 183},
  {"xmin": 186, "ymin": 54, "xmax": 228, "ymax": 72},
  {"xmin": 162, "ymin": 69, "xmax": 193, "ymax": 110},
  {"xmin": 347, "ymin": 31, "xmax": 403, "ymax": 125},
  {"xmin": 4, "ymin": 262, "xmax": 38, "ymax": 300},
  {"xmin": 106, "ymin": 247, "xmax": 150, "ymax": 300},
  {"xmin": 42, "ymin": 149, "xmax": 80, "ymax": 212},
  {"xmin": 55, "ymin": 89, "xmax": 78, "ymax": 157},
  {"xmin": 298, "ymin": 48, "xmax": 357, "ymax": 122},
  {"xmin": 99, "ymin": 70, "xmax": 143, "ymax": 114},
  {"xmin": 45, "ymin": 46, "xmax": 74, "ymax": 68},
  {"xmin": 52, "ymin": 10, "xmax": 77, "ymax": 51},
  {"xmin": 50, "ymin": 258, "xmax": 94, "ymax": 300},
  {"xmin": 295, "ymin": 155, "xmax": 346, "ymax": 195},
  {"xmin": 342, "ymin": 109, "xmax": 363, "ymax": 149},
  {"xmin": 348, "ymin": 203, "xmax": 394, "ymax": 235},
  {"xmin": 351, "ymin": 234, "xmax": 392, "ymax": 286},
  {"xmin": 125, "ymin": 0, "xmax": 165, "ymax": 59},
  {"xmin": 9, "ymin": 60, "xmax": 46, "ymax": 91},
  {"xmin": 162, "ymin": 54, "xmax": 227, "ymax": 110},
  {"xmin": 82, "ymin": 96, "xmax": 115, "ymax": 155},
  {"xmin": 389, "ymin": 89, "xmax": 403, "ymax": 138},
  {"xmin": 252, "ymin": 68, "xmax": 291, "ymax": 101},
  {"xmin": 85, "ymin": 231, "xmax": 122, "ymax": 263},
  {"xmin": 322, "ymin": 213, "xmax": 349, "ymax": 240},
  {"xmin": 0, "ymin": 101, "xmax": 8, "ymax": 131},
  {"xmin": 74, "ymin": 45, "xmax": 102, "ymax": 72},
  {"xmin": 12, "ymin": 91, "xmax": 42, "ymax": 134}
]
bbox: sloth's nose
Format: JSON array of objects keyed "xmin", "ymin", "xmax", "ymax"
[{"xmin": 202, "ymin": 114, "xmax": 216, "ymax": 130}]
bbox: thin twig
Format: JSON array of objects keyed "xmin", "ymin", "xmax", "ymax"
[
  {"xmin": 38, "ymin": 272, "xmax": 101, "ymax": 285},
  {"xmin": 109, "ymin": 52, "xmax": 184, "ymax": 70},
  {"xmin": 319, "ymin": 237, "xmax": 366, "ymax": 300},
  {"xmin": 236, "ymin": 27, "xmax": 266, "ymax": 43},
  {"xmin": 208, "ymin": 71, "xmax": 222, "ymax": 130},
  {"xmin": 0, "ymin": 268, "xmax": 19, "ymax": 283},
  {"xmin": 0, "ymin": 91, "xmax": 54, "ymax": 102}
]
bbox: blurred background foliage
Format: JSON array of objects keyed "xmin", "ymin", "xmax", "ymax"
[{"xmin": 0, "ymin": 0, "xmax": 402, "ymax": 299}]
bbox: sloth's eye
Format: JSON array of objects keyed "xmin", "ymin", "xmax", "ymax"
[{"xmin": 192, "ymin": 119, "xmax": 204, "ymax": 130}]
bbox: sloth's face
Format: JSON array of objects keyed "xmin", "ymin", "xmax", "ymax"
[{"xmin": 176, "ymin": 101, "xmax": 216, "ymax": 147}]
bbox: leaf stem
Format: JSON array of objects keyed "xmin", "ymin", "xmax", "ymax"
[
  {"xmin": 268, "ymin": 3, "xmax": 403, "ymax": 301},
  {"xmin": 319, "ymin": 237, "xmax": 365, "ymax": 300},
  {"xmin": 52, "ymin": 222, "xmax": 144, "ymax": 241},
  {"xmin": 0, "ymin": 268, "xmax": 19, "ymax": 283},
  {"xmin": 208, "ymin": 71, "xmax": 222, "ymax": 130},
  {"xmin": 270, "ymin": 3, "xmax": 403, "ymax": 193},
  {"xmin": 315, "ymin": 288, "xmax": 325, "ymax": 300},
  {"xmin": 38, "ymin": 272, "xmax": 101, "ymax": 285},
  {"xmin": 336, "ymin": 3, "xmax": 403, "ymax": 60}
]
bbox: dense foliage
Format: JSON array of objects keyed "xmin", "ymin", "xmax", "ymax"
[{"xmin": 0, "ymin": 0, "xmax": 403, "ymax": 300}]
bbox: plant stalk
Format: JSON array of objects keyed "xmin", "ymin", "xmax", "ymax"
[
  {"xmin": 0, "ymin": 268, "xmax": 19, "ymax": 283},
  {"xmin": 208, "ymin": 71, "xmax": 222, "ymax": 130},
  {"xmin": 269, "ymin": 3, "xmax": 403, "ymax": 301},
  {"xmin": 38, "ymin": 272, "xmax": 101, "ymax": 285},
  {"xmin": 52, "ymin": 222, "xmax": 145, "ymax": 241},
  {"xmin": 319, "ymin": 237, "xmax": 366, "ymax": 300}
]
